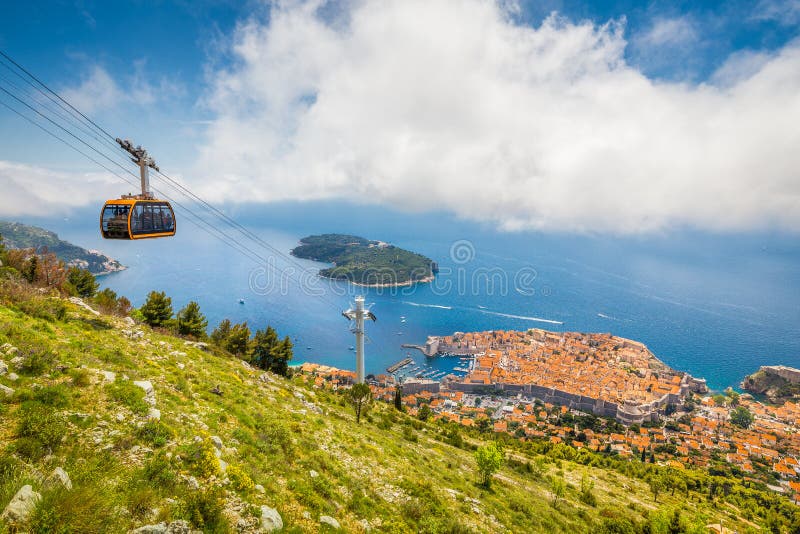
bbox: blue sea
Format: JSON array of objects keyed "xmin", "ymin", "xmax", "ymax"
[{"xmin": 22, "ymin": 201, "xmax": 800, "ymax": 391}]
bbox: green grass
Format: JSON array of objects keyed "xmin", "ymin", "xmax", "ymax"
[{"xmin": 0, "ymin": 288, "xmax": 797, "ymax": 533}]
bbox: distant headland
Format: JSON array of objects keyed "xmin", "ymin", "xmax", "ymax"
[
  {"xmin": 0, "ymin": 221, "xmax": 124, "ymax": 276},
  {"xmin": 290, "ymin": 233, "xmax": 437, "ymax": 287}
]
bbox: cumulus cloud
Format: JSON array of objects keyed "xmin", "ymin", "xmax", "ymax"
[
  {"xmin": 0, "ymin": 161, "xmax": 120, "ymax": 217},
  {"xmin": 196, "ymin": 0, "xmax": 800, "ymax": 234}
]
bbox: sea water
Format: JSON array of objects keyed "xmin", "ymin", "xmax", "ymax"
[{"xmin": 29, "ymin": 202, "xmax": 800, "ymax": 390}]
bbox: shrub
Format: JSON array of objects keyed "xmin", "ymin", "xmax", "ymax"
[
  {"xmin": 14, "ymin": 401, "xmax": 66, "ymax": 459},
  {"xmin": 183, "ymin": 439, "xmax": 221, "ymax": 478},
  {"xmin": 32, "ymin": 384, "xmax": 71, "ymax": 408},
  {"xmin": 28, "ymin": 484, "xmax": 124, "ymax": 533},
  {"xmin": 17, "ymin": 348, "xmax": 56, "ymax": 376},
  {"xmin": 255, "ymin": 416, "xmax": 294, "ymax": 456},
  {"xmin": 140, "ymin": 453, "xmax": 177, "ymax": 489},
  {"xmin": 179, "ymin": 487, "xmax": 229, "ymax": 532},
  {"xmin": 69, "ymin": 368, "xmax": 92, "ymax": 387},
  {"xmin": 227, "ymin": 464, "xmax": 254, "ymax": 492},
  {"xmin": 137, "ymin": 420, "xmax": 175, "ymax": 448},
  {"xmin": 106, "ymin": 378, "xmax": 149, "ymax": 415},
  {"xmin": 17, "ymin": 297, "xmax": 67, "ymax": 322}
]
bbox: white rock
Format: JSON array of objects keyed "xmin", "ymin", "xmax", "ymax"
[
  {"xmin": 0, "ymin": 485, "xmax": 41, "ymax": 524},
  {"xmin": 147, "ymin": 408, "xmax": 161, "ymax": 421},
  {"xmin": 177, "ymin": 363, "xmax": 185, "ymax": 370},
  {"xmin": 8, "ymin": 372, "xmax": 19, "ymax": 381},
  {"xmin": 44, "ymin": 467, "xmax": 72, "ymax": 490},
  {"xmin": 302, "ymin": 511, "xmax": 311, "ymax": 520},
  {"xmin": 187, "ymin": 476, "xmax": 200, "ymax": 490},
  {"xmin": 320, "ymin": 515, "xmax": 341, "ymax": 530},
  {"xmin": 9, "ymin": 355, "xmax": 23, "ymax": 367},
  {"xmin": 260, "ymin": 505, "xmax": 283, "ymax": 532},
  {"xmin": 0, "ymin": 360, "xmax": 7, "ymax": 375},
  {"xmin": 131, "ymin": 523, "xmax": 167, "ymax": 534},
  {"xmin": 134, "ymin": 380, "xmax": 156, "ymax": 405},
  {"xmin": 123, "ymin": 316, "xmax": 136, "ymax": 326},
  {"xmin": 117, "ymin": 413, "xmax": 126, "ymax": 422},
  {"xmin": 101, "ymin": 370, "xmax": 116, "ymax": 382},
  {"xmin": 218, "ymin": 459, "xmax": 227, "ymax": 474},
  {"xmin": 254, "ymin": 484, "xmax": 265, "ymax": 493},
  {"xmin": 210, "ymin": 435, "xmax": 224, "ymax": 450},
  {"xmin": 0, "ymin": 384, "xmax": 13, "ymax": 397},
  {"xmin": 309, "ymin": 470, "xmax": 319, "ymax": 478}
]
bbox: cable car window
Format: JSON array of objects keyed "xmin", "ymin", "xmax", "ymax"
[
  {"xmin": 161, "ymin": 203, "xmax": 175, "ymax": 232},
  {"xmin": 101, "ymin": 204, "xmax": 130, "ymax": 239}
]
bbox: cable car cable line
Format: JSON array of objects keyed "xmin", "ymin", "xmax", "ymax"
[
  {"xmin": 0, "ymin": 65, "xmax": 347, "ymax": 312},
  {"xmin": 0, "ymin": 50, "xmax": 328, "ymax": 282},
  {"xmin": 0, "ymin": 94, "xmax": 272, "ymax": 266}
]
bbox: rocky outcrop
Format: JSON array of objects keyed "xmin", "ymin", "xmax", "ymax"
[
  {"xmin": 130, "ymin": 520, "xmax": 199, "ymax": 534},
  {"xmin": 44, "ymin": 467, "xmax": 72, "ymax": 490},
  {"xmin": 742, "ymin": 366, "xmax": 800, "ymax": 403},
  {"xmin": 259, "ymin": 505, "xmax": 283, "ymax": 532},
  {"xmin": 320, "ymin": 515, "xmax": 341, "ymax": 529},
  {"xmin": 1, "ymin": 484, "xmax": 41, "ymax": 525}
]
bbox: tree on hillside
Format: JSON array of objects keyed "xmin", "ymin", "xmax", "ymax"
[
  {"xmin": 272, "ymin": 336, "xmax": 293, "ymax": 376},
  {"xmin": 475, "ymin": 442, "xmax": 505, "ymax": 488},
  {"xmin": 649, "ymin": 474, "xmax": 665, "ymax": 502},
  {"xmin": 225, "ymin": 322, "xmax": 250, "ymax": 357},
  {"xmin": 251, "ymin": 326, "xmax": 279, "ymax": 370},
  {"xmin": 210, "ymin": 319, "xmax": 232, "ymax": 346},
  {"xmin": 348, "ymin": 383, "xmax": 372, "ymax": 424},
  {"xmin": 393, "ymin": 385, "xmax": 403, "ymax": 412},
  {"xmin": 22, "ymin": 255, "xmax": 38, "ymax": 283},
  {"xmin": 730, "ymin": 406, "xmax": 754, "ymax": 429},
  {"xmin": 66, "ymin": 267, "xmax": 98, "ymax": 298},
  {"xmin": 93, "ymin": 288, "xmax": 131, "ymax": 316},
  {"xmin": 417, "ymin": 403, "xmax": 432, "ymax": 422},
  {"xmin": 176, "ymin": 301, "xmax": 208, "ymax": 338},
  {"xmin": 140, "ymin": 291, "xmax": 173, "ymax": 327}
]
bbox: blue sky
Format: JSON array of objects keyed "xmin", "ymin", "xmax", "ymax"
[{"xmin": 0, "ymin": 0, "xmax": 799, "ymax": 233}]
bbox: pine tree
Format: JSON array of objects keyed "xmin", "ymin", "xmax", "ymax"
[
  {"xmin": 251, "ymin": 326, "xmax": 279, "ymax": 370},
  {"xmin": 394, "ymin": 385, "xmax": 403, "ymax": 411},
  {"xmin": 66, "ymin": 267, "xmax": 99, "ymax": 298},
  {"xmin": 22, "ymin": 255, "xmax": 38, "ymax": 283},
  {"xmin": 140, "ymin": 291, "xmax": 173, "ymax": 327},
  {"xmin": 225, "ymin": 322, "xmax": 250, "ymax": 357},
  {"xmin": 210, "ymin": 319, "xmax": 232, "ymax": 346},
  {"xmin": 271, "ymin": 336, "xmax": 293, "ymax": 376},
  {"xmin": 176, "ymin": 301, "xmax": 208, "ymax": 338}
]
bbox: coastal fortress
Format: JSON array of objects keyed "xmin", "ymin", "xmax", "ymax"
[{"xmin": 409, "ymin": 329, "xmax": 707, "ymax": 424}]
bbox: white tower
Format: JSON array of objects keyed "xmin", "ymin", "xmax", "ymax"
[{"xmin": 342, "ymin": 296, "xmax": 376, "ymax": 383}]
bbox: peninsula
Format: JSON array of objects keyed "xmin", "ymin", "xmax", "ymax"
[
  {"xmin": 0, "ymin": 221, "xmax": 124, "ymax": 275},
  {"xmin": 290, "ymin": 233, "xmax": 437, "ymax": 287}
]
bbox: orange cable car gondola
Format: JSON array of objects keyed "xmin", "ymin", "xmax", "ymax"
[{"xmin": 100, "ymin": 138, "xmax": 176, "ymax": 240}]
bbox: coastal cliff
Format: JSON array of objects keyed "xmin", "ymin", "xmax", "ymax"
[{"xmin": 742, "ymin": 365, "xmax": 800, "ymax": 403}]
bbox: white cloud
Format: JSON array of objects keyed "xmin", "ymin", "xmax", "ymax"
[
  {"xmin": 60, "ymin": 63, "xmax": 185, "ymax": 114},
  {"xmin": 194, "ymin": 0, "xmax": 800, "ymax": 234},
  {"xmin": 0, "ymin": 161, "xmax": 120, "ymax": 217},
  {"xmin": 635, "ymin": 16, "xmax": 697, "ymax": 48},
  {"xmin": 753, "ymin": 0, "xmax": 800, "ymax": 25}
]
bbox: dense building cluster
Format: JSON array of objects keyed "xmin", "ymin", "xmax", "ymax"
[{"xmin": 299, "ymin": 329, "xmax": 800, "ymax": 503}]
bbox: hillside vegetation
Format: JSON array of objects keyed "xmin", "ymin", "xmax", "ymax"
[
  {"xmin": 0, "ymin": 285, "xmax": 798, "ymax": 532},
  {"xmin": 291, "ymin": 234, "xmax": 434, "ymax": 286}
]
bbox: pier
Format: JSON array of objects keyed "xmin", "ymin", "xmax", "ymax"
[{"xmin": 387, "ymin": 357, "xmax": 414, "ymax": 374}]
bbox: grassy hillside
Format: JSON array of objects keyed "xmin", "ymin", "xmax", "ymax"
[
  {"xmin": 0, "ymin": 287, "xmax": 794, "ymax": 532},
  {"xmin": 0, "ymin": 221, "xmax": 123, "ymax": 275}
]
